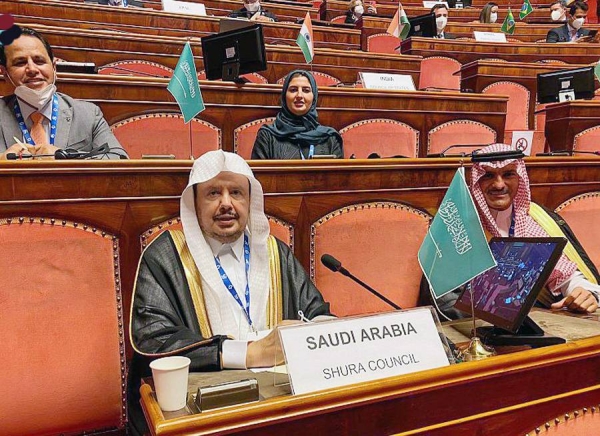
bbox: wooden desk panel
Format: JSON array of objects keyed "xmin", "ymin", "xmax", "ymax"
[
  {"xmin": 3, "ymin": 0, "xmax": 361, "ymax": 50},
  {"xmin": 0, "ymin": 75, "xmax": 507, "ymax": 156},
  {"xmin": 26, "ymin": 24, "xmax": 422, "ymax": 85},
  {"xmin": 400, "ymin": 37, "xmax": 600, "ymax": 65},
  {"xmin": 544, "ymin": 101, "xmax": 600, "ymax": 152}
]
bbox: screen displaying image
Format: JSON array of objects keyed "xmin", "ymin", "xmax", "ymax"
[{"xmin": 455, "ymin": 238, "xmax": 565, "ymax": 332}]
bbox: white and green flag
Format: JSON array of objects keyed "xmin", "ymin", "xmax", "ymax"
[
  {"xmin": 296, "ymin": 12, "xmax": 314, "ymax": 64},
  {"xmin": 418, "ymin": 167, "xmax": 496, "ymax": 298},
  {"xmin": 387, "ymin": 3, "xmax": 411, "ymax": 40},
  {"xmin": 167, "ymin": 41, "xmax": 204, "ymax": 123},
  {"xmin": 519, "ymin": 0, "xmax": 533, "ymax": 20}
]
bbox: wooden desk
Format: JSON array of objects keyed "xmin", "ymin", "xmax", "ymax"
[
  {"xmin": 139, "ymin": 310, "xmax": 600, "ymax": 435},
  {"xmin": 400, "ymin": 37, "xmax": 600, "ymax": 65},
  {"xmin": 0, "ymin": 75, "xmax": 507, "ymax": 156},
  {"xmin": 3, "ymin": 0, "xmax": 361, "ymax": 50},
  {"xmin": 25, "ymin": 24, "xmax": 422, "ymax": 85},
  {"xmin": 544, "ymin": 100, "xmax": 600, "ymax": 152}
]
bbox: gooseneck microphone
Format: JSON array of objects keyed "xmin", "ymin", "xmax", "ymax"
[
  {"xmin": 321, "ymin": 254, "xmax": 402, "ymax": 310},
  {"xmin": 6, "ymin": 143, "xmax": 115, "ymax": 160}
]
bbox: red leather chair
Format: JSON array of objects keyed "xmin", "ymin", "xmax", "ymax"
[
  {"xmin": 233, "ymin": 117, "xmax": 276, "ymax": 159},
  {"xmin": 482, "ymin": 81, "xmax": 530, "ymax": 145},
  {"xmin": 555, "ymin": 192, "xmax": 600, "ymax": 271},
  {"xmin": 0, "ymin": 217, "xmax": 126, "ymax": 436},
  {"xmin": 330, "ymin": 15, "xmax": 347, "ymax": 24},
  {"xmin": 419, "ymin": 56, "xmax": 461, "ymax": 91},
  {"xmin": 340, "ymin": 118, "xmax": 419, "ymax": 158},
  {"xmin": 311, "ymin": 202, "xmax": 432, "ymax": 317},
  {"xmin": 427, "ymin": 120, "xmax": 497, "ymax": 156},
  {"xmin": 366, "ymin": 33, "xmax": 400, "ymax": 53},
  {"xmin": 97, "ymin": 60, "xmax": 173, "ymax": 78},
  {"xmin": 524, "ymin": 406, "xmax": 600, "ymax": 435},
  {"xmin": 197, "ymin": 70, "xmax": 269, "ymax": 84},
  {"xmin": 276, "ymin": 71, "xmax": 342, "ymax": 87},
  {"xmin": 111, "ymin": 113, "xmax": 221, "ymax": 159},
  {"xmin": 573, "ymin": 125, "xmax": 600, "ymax": 153}
]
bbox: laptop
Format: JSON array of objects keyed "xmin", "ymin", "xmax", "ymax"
[{"xmin": 454, "ymin": 237, "xmax": 567, "ymax": 337}]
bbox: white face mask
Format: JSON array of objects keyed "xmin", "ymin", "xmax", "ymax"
[
  {"xmin": 489, "ymin": 12, "xmax": 498, "ymax": 23},
  {"xmin": 572, "ymin": 17, "xmax": 585, "ymax": 29},
  {"xmin": 436, "ymin": 16, "xmax": 447, "ymax": 31},
  {"xmin": 246, "ymin": 1, "xmax": 260, "ymax": 12},
  {"xmin": 15, "ymin": 84, "xmax": 57, "ymax": 110},
  {"xmin": 354, "ymin": 5, "xmax": 364, "ymax": 16},
  {"xmin": 551, "ymin": 10, "xmax": 565, "ymax": 21}
]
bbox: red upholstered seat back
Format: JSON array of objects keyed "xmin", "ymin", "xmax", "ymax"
[
  {"xmin": 427, "ymin": 120, "xmax": 497, "ymax": 156},
  {"xmin": 98, "ymin": 60, "xmax": 173, "ymax": 78},
  {"xmin": 0, "ymin": 218, "xmax": 125, "ymax": 436},
  {"xmin": 555, "ymin": 192, "xmax": 600, "ymax": 271},
  {"xmin": 525, "ymin": 406, "xmax": 600, "ymax": 435},
  {"xmin": 277, "ymin": 71, "xmax": 342, "ymax": 87},
  {"xmin": 340, "ymin": 119, "xmax": 419, "ymax": 158},
  {"xmin": 573, "ymin": 126, "xmax": 600, "ymax": 153},
  {"xmin": 419, "ymin": 56, "xmax": 461, "ymax": 91},
  {"xmin": 330, "ymin": 15, "xmax": 347, "ymax": 24},
  {"xmin": 311, "ymin": 202, "xmax": 431, "ymax": 317},
  {"xmin": 141, "ymin": 216, "xmax": 293, "ymax": 249},
  {"xmin": 482, "ymin": 81, "xmax": 530, "ymax": 131},
  {"xmin": 234, "ymin": 117, "xmax": 276, "ymax": 159},
  {"xmin": 366, "ymin": 33, "xmax": 400, "ymax": 53},
  {"xmin": 197, "ymin": 70, "xmax": 268, "ymax": 84},
  {"xmin": 111, "ymin": 113, "xmax": 221, "ymax": 159}
]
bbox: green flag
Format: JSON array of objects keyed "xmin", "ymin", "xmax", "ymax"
[
  {"xmin": 418, "ymin": 167, "xmax": 496, "ymax": 298},
  {"xmin": 519, "ymin": 0, "xmax": 533, "ymax": 20},
  {"xmin": 167, "ymin": 42, "xmax": 204, "ymax": 123},
  {"xmin": 501, "ymin": 8, "xmax": 516, "ymax": 35},
  {"xmin": 595, "ymin": 63, "xmax": 600, "ymax": 83}
]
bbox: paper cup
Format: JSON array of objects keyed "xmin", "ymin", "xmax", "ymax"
[{"xmin": 150, "ymin": 356, "xmax": 191, "ymax": 412}]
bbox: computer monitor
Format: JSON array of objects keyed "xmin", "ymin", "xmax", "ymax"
[
  {"xmin": 537, "ymin": 66, "xmax": 595, "ymax": 104},
  {"xmin": 454, "ymin": 237, "xmax": 567, "ymax": 347},
  {"xmin": 201, "ymin": 24, "xmax": 267, "ymax": 83},
  {"xmin": 407, "ymin": 13, "xmax": 437, "ymax": 38}
]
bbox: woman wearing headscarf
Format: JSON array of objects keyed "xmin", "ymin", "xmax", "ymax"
[{"xmin": 251, "ymin": 70, "xmax": 344, "ymax": 160}]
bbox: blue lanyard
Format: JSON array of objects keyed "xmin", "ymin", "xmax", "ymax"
[
  {"xmin": 299, "ymin": 144, "xmax": 314, "ymax": 160},
  {"xmin": 13, "ymin": 94, "xmax": 59, "ymax": 146},
  {"xmin": 214, "ymin": 234, "xmax": 253, "ymax": 328},
  {"xmin": 123, "ymin": 0, "xmax": 128, "ymax": 6},
  {"xmin": 509, "ymin": 213, "xmax": 515, "ymax": 237}
]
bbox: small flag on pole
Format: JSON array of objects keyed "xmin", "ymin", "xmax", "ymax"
[
  {"xmin": 595, "ymin": 63, "xmax": 600, "ymax": 82},
  {"xmin": 167, "ymin": 41, "xmax": 204, "ymax": 123},
  {"xmin": 519, "ymin": 0, "xmax": 533, "ymax": 20},
  {"xmin": 418, "ymin": 167, "xmax": 496, "ymax": 298},
  {"xmin": 387, "ymin": 3, "xmax": 411, "ymax": 40},
  {"xmin": 501, "ymin": 8, "xmax": 516, "ymax": 35},
  {"xmin": 296, "ymin": 12, "xmax": 314, "ymax": 64}
]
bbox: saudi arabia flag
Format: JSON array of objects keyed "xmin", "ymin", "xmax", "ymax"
[
  {"xmin": 387, "ymin": 4, "xmax": 411, "ymax": 40},
  {"xmin": 296, "ymin": 12, "xmax": 314, "ymax": 64}
]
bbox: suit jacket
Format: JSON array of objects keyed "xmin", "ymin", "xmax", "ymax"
[
  {"xmin": 546, "ymin": 23, "xmax": 590, "ymax": 43},
  {"xmin": 228, "ymin": 7, "xmax": 277, "ymax": 21},
  {"xmin": 0, "ymin": 92, "xmax": 127, "ymax": 159}
]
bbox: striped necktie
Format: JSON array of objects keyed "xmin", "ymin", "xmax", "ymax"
[{"xmin": 29, "ymin": 112, "xmax": 47, "ymax": 145}]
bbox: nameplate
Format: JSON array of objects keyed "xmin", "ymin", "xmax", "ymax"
[
  {"xmin": 473, "ymin": 31, "xmax": 507, "ymax": 43},
  {"xmin": 511, "ymin": 130, "xmax": 534, "ymax": 156},
  {"xmin": 162, "ymin": 0, "xmax": 207, "ymax": 16},
  {"xmin": 359, "ymin": 72, "xmax": 416, "ymax": 91},
  {"xmin": 279, "ymin": 308, "xmax": 451, "ymax": 395},
  {"xmin": 423, "ymin": 1, "xmax": 448, "ymax": 8}
]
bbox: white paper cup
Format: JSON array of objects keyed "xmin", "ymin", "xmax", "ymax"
[{"xmin": 150, "ymin": 356, "xmax": 191, "ymax": 412}]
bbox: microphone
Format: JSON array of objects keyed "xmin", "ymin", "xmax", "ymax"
[
  {"xmin": 427, "ymin": 144, "xmax": 488, "ymax": 158},
  {"xmin": 536, "ymin": 150, "xmax": 600, "ymax": 157},
  {"xmin": 321, "ymin": 254, "xmax": 401, "ymax": 310},
  {"xmin": 6, "ymin": 143, "xmax": 111, "ymax": 160}
]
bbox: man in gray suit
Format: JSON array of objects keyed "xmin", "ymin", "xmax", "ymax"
[
  {"xmin": 546, "ymin": 1, "xmax": 591, "ymax": 43},
  {"xmin": 0, "ymin": 27, "xmax": 127, "ymax": 160}
]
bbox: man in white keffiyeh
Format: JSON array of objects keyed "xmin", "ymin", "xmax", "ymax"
[
  {"xmin": 470, "ymin": 143, "xmax": 599, "ymax": 313},
  {"xmin": 128, "ymin": 151, "xmax": 331, "ymax": 435}
]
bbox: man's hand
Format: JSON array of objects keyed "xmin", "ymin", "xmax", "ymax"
[
  {"xmin": 33, "ymin": 143, "xmax": 59, "ymax": 158},
  {"xmin": 246, "ymin": 320, "xmax": 301, "ymax": 368},
  {"xmin": 551, "ymin": 287, "xmax": 599, "ymax": 313},
  {"xmin": 1, "ymin": 142, "xmax": 36, "ymax": 160},
  {"xmin": 252, "ymin": 14, "xmax": 273, "ymax": 22}
]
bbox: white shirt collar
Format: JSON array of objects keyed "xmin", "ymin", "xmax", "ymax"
[
  {"xmin": 491, "ymin": 205, "xmax": 514, "ymax": 237},
  {"xmin": 19, "ymin": 94, "xmax": 55, "ymax": 123},
  {"xmin": 206, "ymin": 232, "xmax": 245, "ymax": 262}
]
